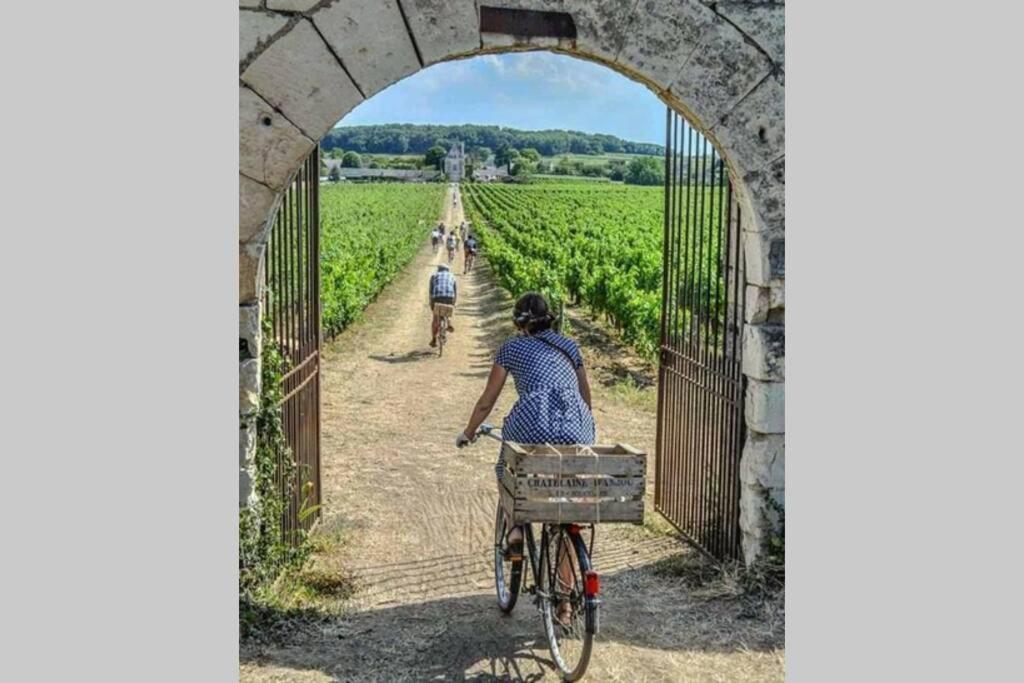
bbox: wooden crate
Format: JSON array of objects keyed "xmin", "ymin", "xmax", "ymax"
[{"xmin": 498, "ymin": 442, "xmax": 646, "ymax": 525}]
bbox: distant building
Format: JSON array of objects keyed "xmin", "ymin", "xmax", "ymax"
[
  {"xmin": 321, "ymin": 159, "xmax": 441, "ymax": 182},
  {"xmin": 443, "ymin": 142, "xmax": 465, "ymax": 182}
]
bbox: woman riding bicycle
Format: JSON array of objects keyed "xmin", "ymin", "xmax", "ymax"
[{"xmin": 456, "ymin": 292, "xmax": 595, "ymax": 624}]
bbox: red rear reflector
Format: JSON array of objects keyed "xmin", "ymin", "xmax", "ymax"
[
  {"xmin": 567, "ymin": 524, "xmax": 581, "ymax": 535},
  {"xmin": 584, "ymin": 571, "xmax": 600, "ymax": 597}
]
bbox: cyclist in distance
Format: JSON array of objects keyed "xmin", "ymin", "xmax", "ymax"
[
  {"xmin": 431, "ymin": 225, "xmax": 442, "ymax": 254},
  {"xmin": 454, "ymin": 292, "xmax": 595, "ymax": 624},
  {"xmin": 428, "ymin": 263, "xmax": 457, "ymax": 348},
  {"xmin": 463, "ymin": 233, "xmax": 478, "ymax": 274},
  {"xmin": 446, "ymin": 231, "xmax": 457, "ymax": 264}
]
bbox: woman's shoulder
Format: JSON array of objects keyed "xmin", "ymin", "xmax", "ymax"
[
  {"xmin": 540, "ymin": 330, "xmax": 584, "ymax": 364},
  {"xmin": 495, "ymin": 335, "xmax": 526, "ymax": 364}
]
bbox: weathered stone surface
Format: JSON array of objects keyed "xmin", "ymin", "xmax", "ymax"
[
  {"xmin": 240, "ymin": 10, "xmax": 289, "ymax": 64},
  {"xmin": 240, "ymin": 87, "xmax": 315, "ymax": 190},
  {"xmin": 267, "ymin": 0, "xmax": 320, "ymax": 11},
  {"xmin": 240, "ymin": 469, "xmax": 254, "ymax": 507},
  {"xmin": 738, "ymin": 431, "xmax": 784, "ymax": 563},
  {"xmin": 741, "ymin": 154, "xmax": 784, "ymax": 234},
  {"xmin": 671, "ymin": 17, "xmax": 773, "ymax": 129},
  {"xmin": 743, "ymin": 323, "xmax": 784, "ymax": 381},
  {"xmin": 716, "ymin": 2, "xmax": 784, "ymax": 66},
  {"xmin": 745, "ymin": 284, "xmax": 769, "ymax": 324},
  {"xmin": 242, "ymin": 19, "xmax": 364, "ymax": 140},
  {"xmin": 480, "ymin": 1, "xmax": 634, "ymax": 64},
  {"xmin": 240, "ymin": 174, "xmax": 280, "ymax": 245},
  {"xmin": 712, "ymin": 74, "xmax": 783, "ymax": 173},
  {"xmin": 240, "ymin": 358, "xmax": 261, "ymax": 416},
  {"xmin": 617, "ymin": 0, "xmax": 716, "ymax": 97},
  {"xmin": 240, "ymin": 241, "xmax": 267, "ymax": 305},
  {"xmin": 769, "ymin": 282, "xmax": 784, "ymax": 311},
  {"xmin": 743, "ymin": 231, "xmax": 784, "ymax": 286},
  {"xmin": 745, "ymin": 377, "xmax": 784, "ymax": 433},
  {"xmin": 240, "ymin": 303, "xmax": 261, "ymax": 361},
  {"xmin": 240, "ymin": 421, "xmax": 257, "ymax": 506},
  {"xmin": 740, "ymin": 431, "xmax": 784, "ymax": 490},
  {"xmin": 240, "ymin": 0, "xmax": 262, "ymax": 9},
  {"xmin": 314, "ymin": 0, "xmax": 421, "ymax": 98},
  {"xmin": 240, "ymin": 422, "xmax": 256, "ymax": 466},
  {"xmin": 400, "ymin": 0, "xmax": 479, "ymax": 65}
]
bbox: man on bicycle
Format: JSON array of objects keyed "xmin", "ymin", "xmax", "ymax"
[
  {"xmin": 445, "ymin": 232, "xmax": 457, "ymax": 263},
  {"xmin": 428, "ymin": 263, "xmax": 457, "ymax": 347},
  {"xmin": 430, "ymin": 226, "xmax": 441, "ymax": 253},
  {"xmin": 464, "ymin": 234, "xmax": 478, "ymax": 273}
]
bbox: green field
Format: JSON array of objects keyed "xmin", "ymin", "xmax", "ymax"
[
  {"xmin": 463, "ymin": 181, "xmax": 726, "ymax": 359},
  {"xmin": 319, "ymin": 182, "xmax": 445, "ymax": 336}
]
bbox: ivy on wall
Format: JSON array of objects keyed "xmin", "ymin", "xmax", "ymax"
[{"xmin": 239, "ymin": 319, "xmax": 313, "ymax": 615}]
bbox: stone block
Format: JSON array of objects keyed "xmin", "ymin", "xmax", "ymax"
[
  {"xmin": 313, "ymin": 0, "xmax": 421, "ymax": 98},
  {"xmin": 240, "ymin": 303, "xmax": 261, "ymax": 361},
  {"xmin": 267, "ymin": 0, "xmax": 320, "ymax": 11},
  {"xmin": 745, "ymin": 377, "xmax": 784, "ymax": 433},
  {"xmin": 400, "ymin": 0, "xmax": 480, "ymax": 65},
  {"xmin": 743, "ymin": 230, "xmax": 783, "ymax": 286},
  {"xmin": 240, "ymin": 470, "xmax": 254, "ymax": 508},
  {"xmin": 240, "ymin": 9, "xmax": 289, "ymax": 64},
  {"xmin": 741, "ymin": 154, "xmax": 784, "ymax": 234},
  {"xmin": 242, "ymin": 19, "xmax": 364, "ymax": 140},
  {"xmin": 715, "ymin": 2, "xmax": 785, "ymax": 66},
  {"xmin": 240, "ymin": 358, "xmax": 261, "ymax": 416},
  {"xmin": 239, "ymin": 174, "xmax": 280, "ymax": 245},
  {"xmin": 239, "ymin": 86, "xmax": 315, "ymax": 190},
  {"xmin": 671, "ymin": 15, "xmax": 773, "ymax": 129},
  {"xmin": 740, "ymin": 431, "xmax": 784, "ymax": 490},
  {"xmin": 480, "ymin": 1, "xmax": 635, "ymax": 64},
  {"xmin": 743, "ymin": 323, "xmax": 784, "ymax": 381},
  {"xmin": 240, "ymin": 241, "xmax": 267, "ymax": 305},
  {"xmin": 240, "ymin": 0, "xmax": 262, "ymax": 8},
  {"xmin": 240, "ymin": 422, "xmax": 256, "ymax": 469},
  {"xmin": 712, "ymin": 74, "xmax": 784, "ymax": 173},
  {"xmin": 745, "ymin": 284, "xmax": 769, "ymax": 324},
  {"xmin": 617, "ymin": 0, "xmax": 716, "ymax": 95},
  {"xmin": 739, "ymin": 479, "xmax": 766, "ymax": 563}
]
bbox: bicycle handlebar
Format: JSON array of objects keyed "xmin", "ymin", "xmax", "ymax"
[{"xmin": 475, "ymin": 423, "xmax": 502, "ymax": 442}]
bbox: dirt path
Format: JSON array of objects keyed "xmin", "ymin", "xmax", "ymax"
[{"xmin": 241, "ymin": 185, "xmax": 784, "ymax": 682}]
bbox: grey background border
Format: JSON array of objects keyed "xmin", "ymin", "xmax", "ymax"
[{"xmin": 1, "ymin": 1, "xmax": 1022, "ymax": 680}]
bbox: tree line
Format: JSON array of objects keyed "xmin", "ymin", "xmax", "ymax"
[{"xmin": 321, "ymin": 123, "xmax": 664, "ymax": 157}]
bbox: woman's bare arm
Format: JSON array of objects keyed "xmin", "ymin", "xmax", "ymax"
[
  {"xmin": 576, "ymin": 365, "xmax": 592, "ymax": 410},
  {"xmin": 462, "ymin": 363, "xmax": 508, "ymax": 438}
]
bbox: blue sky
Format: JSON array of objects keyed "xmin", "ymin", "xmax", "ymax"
[{"xmin": 335, "ymin": 52, "xmax": 667, "ymax": 146}]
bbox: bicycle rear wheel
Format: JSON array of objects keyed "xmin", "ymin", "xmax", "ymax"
[
  {"xmin": 493, "ymin": 502, "xmax": 522, "ymax": 613},
  {"xmin": 540, "ymin": 527, "xmax": 595, "ymax": 681},
  {"xmin": 438, "ymin": 318, "xmax": 447, "ymax": 357}
]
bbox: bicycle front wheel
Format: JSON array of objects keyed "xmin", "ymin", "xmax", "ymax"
[{"xmin": 540, "ymin": 527, "xmax": 595, "ymax": 681}]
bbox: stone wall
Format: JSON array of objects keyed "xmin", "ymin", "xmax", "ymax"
[{"xmin": 238, "ymin": 0, "xmax": 785, "ymax": 564}]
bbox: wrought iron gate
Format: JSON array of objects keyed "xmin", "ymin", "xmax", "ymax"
[
  {"xmin": 263, "ymin": 148, "xmax": 322, "ymax": 539},
  {"xmin": 656, "ymin": 109, "xmax": 746, "ymax": 560}
]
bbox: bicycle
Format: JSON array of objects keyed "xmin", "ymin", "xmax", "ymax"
[
  {"xmin": 447, "ymin": 245, "xmax": 456, "ymax": 265},
  {"xmin": 434, "ymin": 304, "xmax": 453, "ymax": 357},
  {"xmin": 464, "ymin": 250, "xmax": 476, "ymax": 274},
  {"xmin": 466, "ymin": 424, "xmax": 600, "ymax": 681}
]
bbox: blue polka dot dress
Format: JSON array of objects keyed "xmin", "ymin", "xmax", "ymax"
[{"xmin": 494, "ymin": 329, "xmax": 596, "ymax": 479}]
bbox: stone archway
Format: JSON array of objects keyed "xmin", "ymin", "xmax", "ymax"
[{"xmin": 238, "ymin": 0, "xmax": 784, "ymax": 563}]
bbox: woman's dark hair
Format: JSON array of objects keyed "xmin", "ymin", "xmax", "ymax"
[{"xmin": 513, "ymin": 292, "xmax": 557, "ymax": 334}]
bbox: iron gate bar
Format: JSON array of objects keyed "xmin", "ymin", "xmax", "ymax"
[
  {"xmin": 656, "ymin": 108, "xmax": 746, "ymax": 560},
  {"xmin": 263, "ymin": 147, "xmax": 322, "ymax": 542}
]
